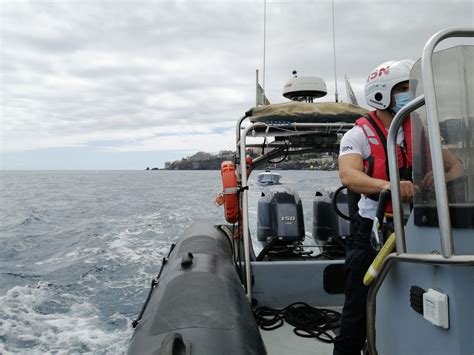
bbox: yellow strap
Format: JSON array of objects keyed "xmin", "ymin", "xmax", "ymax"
[{"xmin": 363, "ymin": 233, "xmax": 396, "ymax": 286}]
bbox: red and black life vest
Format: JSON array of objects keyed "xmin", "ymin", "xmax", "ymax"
[{"xmin": 355, "ymin": 111, "xmax": 413, "ymax": 201}]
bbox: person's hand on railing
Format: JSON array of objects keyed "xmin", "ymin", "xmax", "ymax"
[
  {"xmin": 420, "ymin": 148, "xmax": 464, "ymax": 191},
  {"xmin": 380, "ymin": 180, "xmax": 414, "ymax": 202},
  {"xmin": 399, "ymin": 181, "xmax": 414, "ymax": 202}
]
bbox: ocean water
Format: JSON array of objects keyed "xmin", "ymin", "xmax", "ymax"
[{"xmin": 0, "ymin": 170, "xmax": 340, "ymax": 354}]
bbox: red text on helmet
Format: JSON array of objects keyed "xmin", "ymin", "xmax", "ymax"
[{"xmin": 368, "ymin": 66, "xmax": 391, "ymax": 81}]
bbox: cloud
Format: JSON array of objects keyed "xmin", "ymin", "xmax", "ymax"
[
  {"xmin": 1, "ymin": 0, "xmax": 473, "ymax": 168},
  {"xmin": 100, "ymin": 129, "xmax": 236, "ymax": 153}
]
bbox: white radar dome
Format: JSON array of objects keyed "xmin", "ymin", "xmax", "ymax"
[{"xmin": 283, "ymin": 71, "xmax": 327, "ymax": 102}]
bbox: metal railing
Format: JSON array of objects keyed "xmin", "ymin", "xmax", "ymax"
[
  {"xmin": 368, "ymin": 27, "xmax": 474, "ymax": 354},
  {"xmin": 387, "ymin": 94, "xmax": 425, "ymax": 253},
  {"xmin": 236, "ymin": 118, "xmax": 355, "ymax": 300},
  {"xmin": 239, "ymin": 122, "xmax": 265, "ymax": 300},
  {"xmin": 388, "ymin": 27, "xmax": 474, "ymax": 258}
]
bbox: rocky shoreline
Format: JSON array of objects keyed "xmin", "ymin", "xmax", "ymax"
[{"xmin": 149, "ymin": 151, "xmax": 337, "ymax": 171}]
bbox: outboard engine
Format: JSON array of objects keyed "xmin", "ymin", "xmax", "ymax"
[
  {"xmin": 312, "ymin": 187, "xmax": 351, "ymax": 242},
  {"xmin": 257, "ymin": 185, "xmax": 305, "ymax": 244}
]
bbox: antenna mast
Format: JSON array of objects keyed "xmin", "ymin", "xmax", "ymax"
[
  {"xmin": 263, "ymin": 0, "xmax": 267, "ymax": 96},
  {"xmin": 331, "ymin": 0, "xmax": 339, "ymax": 102}
]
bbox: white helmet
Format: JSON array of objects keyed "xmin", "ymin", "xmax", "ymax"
[{"xmin": 364, "ymin": 59, "xmax": 415, "ymax": 110}]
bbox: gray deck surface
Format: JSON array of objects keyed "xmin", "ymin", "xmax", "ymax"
[{"xmin": 260, "ymin": 321, "xmax": 336, "ymax": 355}]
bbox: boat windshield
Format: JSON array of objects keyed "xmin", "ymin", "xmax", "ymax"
[{"xmin": 410, "ymin": 45, "xmax": 474, "ymax": 228}]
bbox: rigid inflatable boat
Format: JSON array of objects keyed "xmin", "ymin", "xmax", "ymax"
[{"xmin": 129, "ymin": 29, "xmax": 474, "ymax": 355}]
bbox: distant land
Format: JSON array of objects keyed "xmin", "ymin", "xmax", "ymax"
[{"xmin": 146, "ymin": 150, "xmax": 338, "ymax": 170}]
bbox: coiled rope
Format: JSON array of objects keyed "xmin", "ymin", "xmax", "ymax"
[{"xmin": 254, "ymin": 302, "xmax": 341, "ymax": 343}]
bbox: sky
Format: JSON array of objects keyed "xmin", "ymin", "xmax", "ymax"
[{"xmin": 1, "ymin": 0, "xmax": 473, "ymax": 170}]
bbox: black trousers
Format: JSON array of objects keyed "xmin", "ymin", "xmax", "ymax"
[{"xmin": 334, "ymin": 213, "xmax": 376, "ymax": 355}]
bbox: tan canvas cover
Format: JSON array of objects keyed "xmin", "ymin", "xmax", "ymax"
[{"xmin": 248, "ymin": 102, "xmax": 368, "ymax": 123}]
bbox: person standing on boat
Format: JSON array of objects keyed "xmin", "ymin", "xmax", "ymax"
[{"xmin": 334, "ymin": 60, "xmax": 415, "ymax": 355}]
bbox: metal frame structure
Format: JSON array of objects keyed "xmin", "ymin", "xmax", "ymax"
[
  {"xmin": 235, "ymin": 118, "xmax": 355, "ymax": 299},
  {"xmin": 387, "ymin": 94, "xmax": 425, "ymax": 253},
  {"xmin": 367, "ymin": 27, "xmax": 474, "ymax": 355}
]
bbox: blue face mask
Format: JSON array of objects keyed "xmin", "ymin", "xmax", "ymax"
[{"xmin": 392, "ymin": 91, "xmax": 414, "ymax": 113}]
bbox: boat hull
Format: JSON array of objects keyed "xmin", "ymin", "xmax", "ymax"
[{"xmin": 128, "ymin": 223, "xmax": 266, "ymax": 355}]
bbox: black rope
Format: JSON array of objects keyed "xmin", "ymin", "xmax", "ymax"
[
  {"xmin": 256, "ymin": 238, "xmax": 277, "ymax": 261},
  {"xmin": 132, "ymin": 270, "xmax": 161, "ymax": 328},
  {"xmin": 268, "ymin": 144, "xmax": 289, "ymax": 164},
  {"xmin": 232, "ymin": 223, "xmax": 244, "ymax": 283},
  {"xmin": 254, "ymin": 302, "xmax": 341, "ymax": 343}
]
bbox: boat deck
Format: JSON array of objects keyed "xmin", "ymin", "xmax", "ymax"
[
  {"xmin": 260, "ymin": 318, "xmax": 338, "ymax": 355},
  {"xmin": 250, "ymin": 258, "xmax": 346, "ymax": 354}
]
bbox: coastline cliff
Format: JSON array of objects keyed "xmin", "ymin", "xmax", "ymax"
[{"xmin": 161, "ymin": 150, "xmax": 337, "ymax": 170}]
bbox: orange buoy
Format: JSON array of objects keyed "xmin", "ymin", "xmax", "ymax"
[{"xmin": 221, "ymin": 161, "xmax": 239, "ymax": 223}]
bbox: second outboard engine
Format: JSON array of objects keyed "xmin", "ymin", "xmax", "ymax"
[
  {"xmin": 311, "ymin": 187, "xmax": 353, "ymax": 259},
  {"xmin": 257, "ymin": 185, "xmax": 305, "ymax": 244},
  {"xmin": 312, "ymin": 187, "xmax": 351, "ymax": 242}
]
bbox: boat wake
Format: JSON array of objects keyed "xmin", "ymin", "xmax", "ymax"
[{"xmin": 0, "ymin": 282, "xmax": 132, "ymax": 354}]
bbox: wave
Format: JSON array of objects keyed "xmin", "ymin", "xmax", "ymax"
[
  {"xmin": 0, "ymin": 170, "xmax": 342, "ymax": 353},
  {"xmin": 19, "ymin": 215, "xmax": 43, "ymax": 226},
  {"xmin": 1, "ymin": 272, "xmax": 41, "ymax": 280},
  {"xmin": 0, "ymin": 282, "xmax": 132, "ymax": 354}
]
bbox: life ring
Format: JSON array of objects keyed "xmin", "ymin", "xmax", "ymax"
[{"xmin": 221, "ymin": 161, "xmax": 239, "ymax": 223}]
